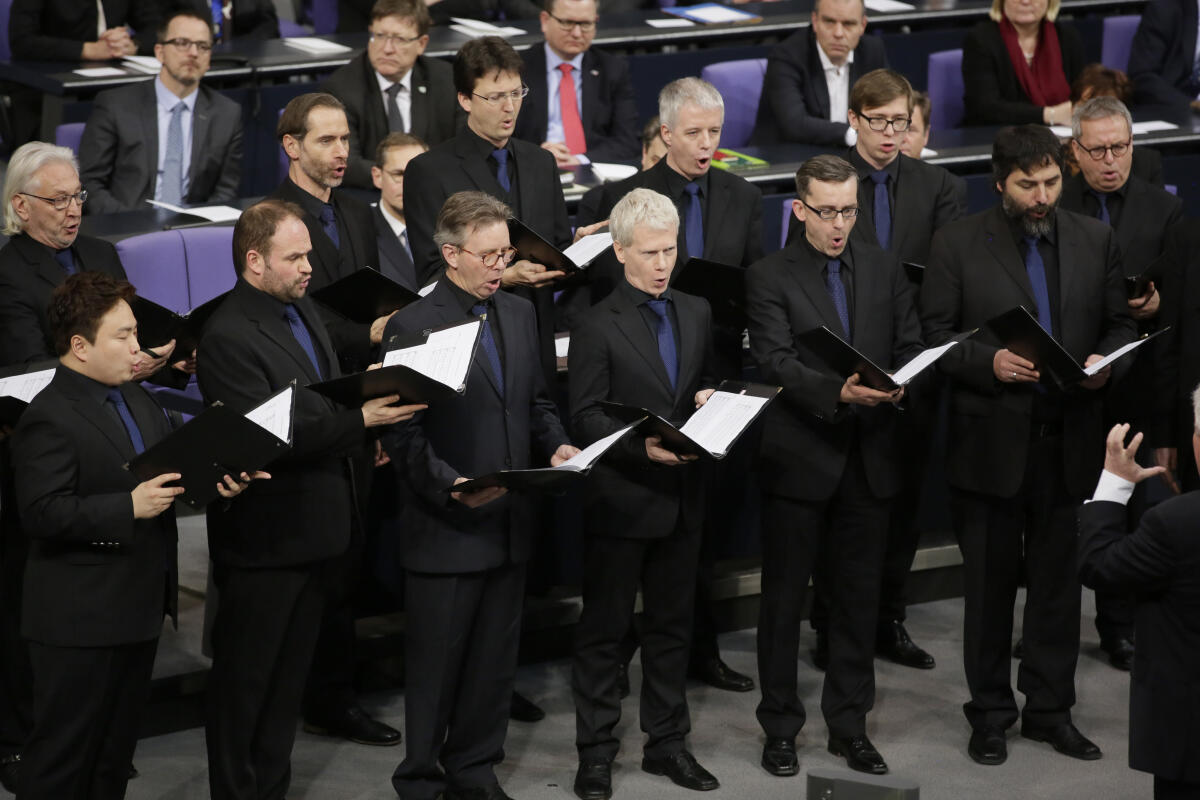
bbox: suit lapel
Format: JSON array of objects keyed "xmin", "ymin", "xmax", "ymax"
[
  {"xmin": 580, "ymin": 50, "xmax": 599, "ymax": 135},
  {"xmin": 14, "ymin": 236, "xmax": 68, "ymax": 290},
  {"xmin": 806, "ymin": 32, "xmax": 832, "ymax": 119},
  {"xmin": 410, "ymin": 58, "xmax": 430, "ymax": 139},
  {"xmin": 188, "ymin": 88, "xmax": 212, "ymax": 201},
  {"xmin": 455, "ymin": 136, "xmax": 506, "ymax": 198},
  {"xmin": 703, "ymin": 173, "xmax": 729, "ymax": 258},
  {"xmin": 77, "ymin": 394, "xmax": 136, "ymax": 461},
  {"xmin": 673, "ymin": 294, "xmax": 701, "ymax": 404},
  {"xmin": 1055, "ymin": 211, "xmax": 1084, "ymax": 338},
  {"xmin": 612, "ymin": 292, "xmax": 674, "ymax": 397},
  {"xmin": 982, "ymin": 206, "xmax": 1037, "ymax": 307},
  {"xmin": 254, "ymin": 305, "xmax": 324, "ymax": 385},
  {"xmin": 788, "ymin": 244, "xmax": 848, "ymax": 337}
]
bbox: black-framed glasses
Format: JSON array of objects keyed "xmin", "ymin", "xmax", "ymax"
[
  {"xmin": 546, "ymin": 11, "xmax": 597, "ymax": 31},
  {"xmin": 369, "ymin": 31, "xmax": 423, "ymax": 47},
  {"xmin": 800, "ymin": 199, "xmax": 859, "ymax": 221},
  {"xmin": 20, "ymin": 190, "xmax": 87, "ymax": 211},
  {"xmin": 858, "ymin": 114, "xmax": 910, "ymax": 132},
  {"xmin": 472, "ymin": 86, "xmax": 529, "ymax": 105},
  {"xmin": 458, "ymin": 245, "xmax": 517, "ymax": 268},
  {"xmin": 160, "ymin": 37, "xmax": 212, "ymax": 52},
  {"xmin": 1075, "ymin": 139, "xmax": 1131, "ymax": 160}
]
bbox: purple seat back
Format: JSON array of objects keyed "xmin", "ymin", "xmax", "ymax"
[
  {"xmin": 780, "ymin": 196, "xmax": 793, "ymax": 249},
  {"xmin": 310, "ymin": 0, "xmax": 338, "ymax": 34},
  {"xmin": 699, "ymin": 59, "xmax": 768, "ymax": 149},
  {"xmin": 55, "ymin": 122, "xmax": 86, "ymax": 156},
  {"xmin": 180, "ymin": 227, "xmax": 237, "ymax": 307},
  {"xmin": 116, "ymin": 231, "xmax": 191, "ymax": 313},
  {"xmin": 927, "ymin": 49, "xmax": 965, "ymax": 131},
  {"xmin": 1101, "ymin": 15, "xmax": 1140, "ymax": 72},
  {"xmin": 0, "ymin": 0, "xmax": 11, "ymax": 62},
  {"xmin": 278, "ymin": 19, "xmax": 307, "ymax": 37}
]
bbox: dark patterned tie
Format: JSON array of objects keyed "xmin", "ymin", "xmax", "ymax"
[
  {"xmin": 106, "ymin": 388, "xmax": 145, "ymax": 454},
  {"xmin": 1023, "ymin": 236, "xmax": 1054, "ymax": 336},
  {"xmin": 284, "ymin": 305, "xmax": 323, "ymax": 378},
  {"xmin": 826, "ymin": 258, "xmax": 851, "ymax": 341},
  {"xmin": 54, "ymin": 247, "xmax": 77, "ymax": 275},
  {"xmin": 491, "ymin": 148, "xmax": 511, "ymax": 193},
  {"xmin": 684, "ymin": 182, "xmax": 703, "ymax": 259},
  {"xmin": 646, "ymin": 298, "xmax": 679, "ymax": 391},
  {"xmin": 319, "ymin": 204, "xmax": 340, "ymax": 249},
  {"xmin": 1090, "ymin": 190, "xmax": 1111, "ymax": 225},
  {"xmin": 870, "ymin": 170, "xmax": 892, "ymax": 250},
  {"xmin": 471, "ymin": 302, "xmax": 504, "ymax": 396}
]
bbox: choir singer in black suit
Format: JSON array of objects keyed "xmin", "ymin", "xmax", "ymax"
[{"xmin": 568, "ymin": 188, "xmax": 719, "ymax": 800}]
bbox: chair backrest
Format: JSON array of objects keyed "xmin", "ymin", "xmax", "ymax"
[
  {"xmin": 1101, "ymin": 15, "xmax": 1141, "ymax": 72},
  {"xmin": 310, "ymin": 0, "xmax": 338, "ymax": 34},
  {"xmin": 780, "ymin": 196, "xmax": 794, "ymax": 249},
  {"xmin": 54, "ymin": 123, "xmax": 86, "ymax": 156},
  {"xmin": 699, "ymin": 58, "xmax": 768, "ymax": 149},
  {"xmin": 179, "ymin": 227, "xmax": 238, "ymax": 307},
  {"xmin": 0, "ymin": 0, "xmax": 11, "ymax": 62},
  {"xmin": 926, "ymin": 49, "xmax": 965, "ymax": 131},
  {"xmin": 277, "ymin": 108, "xmax": 290, "ymax": 184},
  {"xmin": 116, "ymin": 231, "xmax": 191, "ymax": 313}
]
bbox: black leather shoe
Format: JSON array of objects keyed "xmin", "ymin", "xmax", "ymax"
[
  {"xmin": 689, "ymin": 657, "xmax": 754, "ymax": 692},
  {"xmin": 811, "ymin": 630, "xmax": 829, "ymax": 671},
  {"xmin": 617, "ymin": 664, "xmax": 630, "ymax": 699},
  {"xmin": 1012, "ymin": 638, "xmax": 1024, "ymax": 659},
  {"xmin": 827, "ymin": 735, "xmax": 888, "ymax": 775},
  {"xmin": 509, "ymin": 691, "xmax": 545, "ymax": 723},
  {"xmin": 0, "ymin": 753, "xmax": 20, "ymax": 794},
  {"xmin": 760, "ymin": 737, "xmax": 798, "ymax": 777},
  {"xmin": 445, "ymin": 784, "xmax": 514, "ymax": 800},
  {"xmin": 967, "ymin": 726, "xmax": 1007, "ymax": 765},
  {"xmin": 1101, "ymin": 637, "xmax": 1135, "ymax": 671},
  {"xmin": 1020, "ymin": 722, "xmax": 1102, "ymax": 760},
  {"xmin": 573, "ymin": 760, "xmax": 613, "ymax": 800},
  {"xmin": 876, "ymin": 621, "xmax": 935, "ymax": 669},
  {"xmin": 642, "ymin": 751, "xmax": 719, "ymax": 791},
  {"xmin": 303, "ymin": 705, "xmax": 401, "ymax": 746}
]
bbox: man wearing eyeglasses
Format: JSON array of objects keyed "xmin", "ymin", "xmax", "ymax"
[
  {"xmin": 511, "ymin": 0, "xmax": 639, "ymax": 168},
  {"xmin": 747, "ymin": 154, "xmax": 922, "ymax": 778},
  {"xmin": 1059, "ymin": 96, "xmax": 1183, "ymax": 674},
  {"xmin": 319, "ymin": 0, "xmax": 461, "ymax": 191},
  {"xmin": 77, "ymin": 11, "xmax": 243, "ymax": 215}
]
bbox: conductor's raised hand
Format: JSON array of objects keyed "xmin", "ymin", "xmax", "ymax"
[
  {"xmin": 451, "ymin": 476, "xmax": 507, "ymax": 508},
  {"xmin": 1104, "ymin": 424, "xmax": 1167, "ymax": 485},
  {"xmin": 132, "ymin": 473, "xmax": 184, "ymax": 519},
  {"xmin": 361, "ymin": 394, "xmax": 426, "ymax": 427}
]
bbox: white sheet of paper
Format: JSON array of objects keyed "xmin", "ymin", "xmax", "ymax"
[
  {"xmin": 591, "ymin": 162, "xmax": 639, "ymax": 182},
  {"xmin": 1049, "ymin": 125, "xmax": 1072, "ymax": 137},
  {"xmin": 559, "ymin": 171, "xmax": 575, "ymax": 185},
  {"xmin": 281, "ymin": 37, "xmax": 352, "ymax": 54},
  {"xmin": 920, "ymin": 146, "xmax": 937, "ymax": 158},
  {"xmin": 418, "ymin": 282, "xmax": 437, "ymax": 297},
  {"xmin": 244, "ymin": 386, "xmax": 293, "ymax": 442},
  {"xmin": 1083, "ymin": 337, "xmax": 1156, "ymax": 376},
  {"xmin": 75, "ymin": 67, "xmax": 126, "ymax": 77},
  {"xmin": 679, "ymin": 391, "xmax": 768, "ymax": 456},
  {"xmin": 891, "ymin": 340, "xmax": 961, "ymax": 386},
  {"xmin": 562, "ymin": 233, "xmax": 613, "ymax": 267},
  {"xmin": 555, "ymin": 335, "xmax": 570, "ymax": 359},
  {"xmin": 449, "ymin": 18, "xmax": 525, "ymax": 36},
  {"xmin": 383, "ymin": 319, "xmax": 481, "ymax": 389},
  {"xmin": 122, "ymin": 55, "xmax": 161, "ymax": 73},
  {"xmin": 0, "ymin": 368, "xmax": 55, "ymax": 403},
  {"xmin": 1131, "ymin": 120, "xmax": 1178, "ymax": 134},
  {"xmin": 146, "ymin": 200, "xmax": 242, "ymax": 222},
  {"xmin": 647, "ymin": 17, "xmax": 695, "ymax": 27},
  {"xmin": 683, "ymin": 4, "xmax": 755, "ymax": 23},
  {"xmin": 558, "ymin": 422, "xmax": 639, "ymax": 472},
  {"xmin": 864, "ymin": 0, "xmax": 915, "ymax": 10}
]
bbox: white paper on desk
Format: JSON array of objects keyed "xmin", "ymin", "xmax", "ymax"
[
  {"xmin": 1132, "ymin": 120, "xmax": 1178, "ymax": 134},
  {"xmin": 0, "ymin": 368, "xmax": 55, "ymax": 403},
  {"xmin": 75, "ymin": 66, "xmax": 126, "ymax": 77},
  {"xmin": 1083, "ymin": 336, "xmax": 1157, "ymax": 376},
  {"xmin": 591, "ymin": 162, "xmax": 639, "ymax": 182},
  {"xmin": 281, "ymin": 36, "xmax": 352, "ymax": 54},
  {"xmin": 558, "ymin": 422, "xmax": 640, "ymax": 472},
  {"xmin": 891, "ymin": 340, "xmax": 961, "ymax": 385},
  {"xmin": 449, "ymin": 17, "xmax": 525, "ymax": 36},
  {"xmin": 559, "ymin": 171, "xmax": 575, "ymax": 185},
  {"xmin": 563, "ymin": 232, "xmax": 613, "ymax": 267},
  {"xmin": 647, "ymin": 17, "xmax": 695, "ymax": 27},
  {"xmin": 146, "ymin": 200, "xmax": 242, "ymax": 222},
  {"xmin": 554, "ymin": 334, "xmax": 570, "ymax": 359},
  {"xmin": 122, "ymin": 55, "xmax": 161, "ymax": 73},
  {"xmin": 682, "ymin": 4, "xmax": 755, "ymax": 23},
  {"xmin": 383, "ymin": 319, "xmax": 481, "ymax": 389},
  {"xmin": 865, "ymin": 0, "xmax": 915, "ymax": 10},
  {"xmin": 1049, "ymin": 125, "xmax": 1072, "ymax": 137},
  {"xmin": 679, "ymin": 390, "xmax": 768, "ymax": 457},
  {"xmin": 244, "ymin": 385, "xmax": 294, "ymax": 442},
  {"xmin": 920, "ymin": 146, "xmax": 937, "ymax": 158}
]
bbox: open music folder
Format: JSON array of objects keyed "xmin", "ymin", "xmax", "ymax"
[
  {"xmin": 985, "ymin": 306, "xmax": 1167, "ymax": 389},
  {"xmin": 309, "ymin": 267, "xmax": 421, "ymax": 324},
  {"xmin": 125, "ymin": 383, "xmax": 296, "ymax": 509},
  {"xmin": 308, "ymin": 317, "xmax": 482, "ymax": 406},
  {"xmin": 798, "ymin": 326, "xmax": 975, "ymax": 392},
  {"xmin": 130, "ymin": 291, "xmax": 229, "ymax": 355},
  {"xmin": 453, "ymin": 421, "xmax": 642, "ymax": 493},
  {"xmin": 508, "ymin": 217, "xmax": 612, "ymax": 286},
  {"xmin": 0, "ymin": 364, "xmax": 57, "ymax": 425},
  {"xmin": 599, "ymin": 380, "xmax": 780, "ymax": 460}
]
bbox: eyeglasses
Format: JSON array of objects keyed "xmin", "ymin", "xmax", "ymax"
[
  {"xmin": 800, "ymin": 199, "xmax": 859, "ymax": 221},
  {"xmin": 472, "ymin": 86, "xmax": 529, "ymax": 106},
  {"xmin": 458, "ymin": 245, "xmax": 517, "ymax": 268},
  {"xmin": 546, "ymin": 11, "xmax": 597, "ymax": 31},
  {"xmin": 20, "ymin": 190, "xmax": 88, "ymax": 211},
  {"xmin": 858, "ymin": 114, "xmax": 910, "ymax": 132},
  {"xmin": 369, "ymin": 31, "xmax": 423, "ymax": 47},
  {"xmin": 160, "ymin": 38, "xmax": 213, "ymax": 52},
  {"xmin": 1075, "ymin": 140, "xmax": 1131, "ymax": 160}
]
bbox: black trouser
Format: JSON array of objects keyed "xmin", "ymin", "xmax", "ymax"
[
  {"xmin": 756, "ymin": 449, "xmax": 890, "ymax": 740},
  {"xmin": 1154, "ymin": 775, "xmax": 1200, "ymax": 799},
  {"xmin": 0, "ymin": 514, "xmax": 31, "ymax": 762},
  {"xmin": 573, "ymin": 520, "xmax": 701, "ymax": 763},
  {"xmin": 952, "ymin": 435, "xmax": 1080, "ymax": 732},
  {"xmin": 393, "ymin": 562, "xmax": 526, "ymax": 800}
]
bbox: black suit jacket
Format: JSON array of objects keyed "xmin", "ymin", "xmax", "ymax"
[
  {"xmin": 381, "ymin": 279, "xmax": 568, "ymax": 573},
  {"xmin": 197, "ymin": 278, "xmax": 367, "ymax": 568},
  {"xmin": 318, "ymin": 53, "xmax": 462, "ymax": 190},
  {"xmin": 80, "ymin": 80, "xmax": 244, "ymax": 214},
  {"xmin": 1129, "ymin": 0, "xmax": 1198, "ymax": 109},
  {"xmin": 753, "ymin": 28, "xmax": 888, "ymax": 146},
  {"xmin": 181, "ymin": 0, "xmax": 279, "ymax": 39},
  {"xmin": 568, "ymin": 283, "xmax": 714, "ymax": 540},
  {"xmin": 373, "ymin": 205, "xmax": 418, "ymax": 291},
  {"xmin": 746, "ymin": 238, "xmax": 924, "ymax": 503},
  {"xmin": 513, "ymin": 45, "xmax": 640, "ymax": 164},
  {"xmin": 11, "ymin": 367, "xmax": 176, "ymax": 648},
  {"xmin": 1152, "ymin": 223, "xmax": 1200, "ymax": 479},
  {"xmin": 851, "ymin": 152, "xmax": 967, "ymax": 265},
  {"xmin": 921, "ymin": 206, "xmax": 1136, "ymax": 499},
  {"xmin": 961, "ymin": 19, "xmax": 1086, "ymax": 126},
  {"xmin": 8, "ymin": 0, "xmax": 160, "ymax": 60},
  {"xmin": 1078, "ymin": 494, "xmax": 1200, "ymax": 783},
  {"xmin": 0, "ymin": 234, "xmax": 127, "ymax": 368}
]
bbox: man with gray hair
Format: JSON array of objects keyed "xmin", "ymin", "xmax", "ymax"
[
  {"xmin": 1060, "ymin": 95, "xmax": 1183, "ymax": 672},
  {"xmin": 569, "ymin": 187, "xmax": 718, "ymax": 799}
]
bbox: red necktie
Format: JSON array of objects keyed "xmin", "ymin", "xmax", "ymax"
[{"xmin": 558, "ymin": 63, "xmax": 587, "ymax": 155}]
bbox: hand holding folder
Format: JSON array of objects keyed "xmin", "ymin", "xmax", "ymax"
[
  {"xmin": 797, "ymin": 326, "xmax": 974, "ymax": 393},
  {"xmin": 507, "ymin": 218, "xmax": 613, "ymax": 288}
]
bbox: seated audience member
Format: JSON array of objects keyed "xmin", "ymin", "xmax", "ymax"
[
  {"xmin": 900, "ymin": 91, "xmax": 931, "ymax": 160},
  {"xmin": 8, "ymin": 0, "xmax": 161, "ymax": 60},
  {"xmin": 179, "ymin": 0, "xmax": 279, "ymax": 40},
  {"xmin": 1062, "ymin": 66, "xmax": 1163, "ymax": 186},
  {"xmin": 961, "ymin": 0, "xmax": 1084, "ymax": 126},
  {"xmin": 512, "ymin": 0, "xmax": 640, "ymax": 166},
  {"xmin": 754, "ymin": 0, "xmax": 887, "ymax": 146},
  {"xmin": 372, "ymin": 132, "xmax": 429, "ymax": 291},
  {"xmin": 79, "ymin": 10, "xmax": 244, "ymax": 215},
  {"xmin": 338, "ymin": 0, "xmax": 542, "ymax": 27},
  {"xmin": 1128, "ymin": 0, "xmax": 1200, "ymax": 111},
  {"xmin": 319, "ymin": 0, "xmax": 461, "ymax": 191}
]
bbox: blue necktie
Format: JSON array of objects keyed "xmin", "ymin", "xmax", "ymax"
[
  {"xmin": 471, "ymin": 303, "xmax": 505, "ymax": 396},
  {"xmin": 1090, "ymin": 190, "xmax": 1111, "ymax": 225},
  {"xmin": 106, "ymin": 388, "xmax": 145, "ymax": 454},
  {"xmin": 825, "ymin": 258, "xmax": 852, "ymax": 341},
  {"xmin": 646, "ymin": 298, "xmax": 679, "ymax": 391},
  {"xmin": 54, "ymin": 247, "xmax": 76, "ymax": 275},
  {"xmin": 319, "ymin": 204, "xmax": 340, "ymax": 249},
  {"xmin": 1023, "ymin": 236, "xmax": 1054, "ymax": 337},
  {"xmin": 870, "ymin": 170, "xmax": 892, "ymax": 250},
  {"xmin": 161, "ymin": 102, "xmax": 185, "ymax": 205},
  {"xmin": 283, "ymin": 305, "xmax": 323, "ymax": 379},
  {"xmin": 684, "ymin": 182, "xmax": 704, "ymax": 259},
  {"xmin": 492, "ymin": 148, "xmax": 511, "ymax": 193}
]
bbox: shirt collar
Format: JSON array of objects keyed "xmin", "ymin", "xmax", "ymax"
[
  {"xmin": 816, "ymin": 42, "xmax": 854, "ymax": 73},
  {"xmin": 374, "ymin": 67, "xmax": 414, "ymax": 95},
  {"xmin": 544, "ymin": 43, "xmax": 585, "ymax": 73},
  {"xmin": 154, "ymin": 75, "xmax": 198, "ymax": 112},
  {"xmin": 54, "ymin": 363, "xmax": 115, "ymax": 407},
  {"xmin": 848, "ymin": 145, "xmax": 900, "ymax": 181},
  {"xmin": 444, "ymin": 276, "xmax": 485, "ymax": 315},
  {"xmin": 465, "ymin": 126, "xmax": 508, "ymax": 160},
  {"xmin": 376, "ymin": 202, "xmax": 407, "ymax": 239},
  {"xmin": 619, "ymin": 277, "xmax": 672, "ymax": 305},
  {"xmin": 285, "ymin": 176, "xmax": 329, "ymax": 220},
  {"xmin": 663, "ymin": 161, "xmax": 709, "ymax": 198}
]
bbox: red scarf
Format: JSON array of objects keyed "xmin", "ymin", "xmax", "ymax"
[{"xmin": 998, "ymin": 16, "xmax": 1071, "ymax": 108}]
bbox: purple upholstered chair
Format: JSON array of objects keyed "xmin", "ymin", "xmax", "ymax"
[
  {"xmin": 700, "ymin": 58, "xmax": 768, "ymax": 149},
  {"xmin": 0, "ymin": 0, "xmax": 11, "ymax": 62},
  {"xmin": 54, "ymin": 123, "xmax": 86, "ymax": 156},
  {"xmin": 180, "ymin": 226, "xmax": 237, "ymax": 307},
  {"xmin": 310, "ymin": 0, "xmax": 338, "ymax": 34},
  {"xmin": 1101, "ymin": 15, "xmax": 1140, "ymax": 72},
  {"xmin": 927, "ymin": 49, "xmax": 965, "ymax": 131},
  {"xmin": 116, "ymin": 231, "xmax": 191, "ymax": 312}
]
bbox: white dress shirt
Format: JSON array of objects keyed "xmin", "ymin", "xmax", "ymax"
[
  {"xmin": 1086, "ymin": 470, "xmax": 1136, "ymax": 506},
  {"xmin": 376, "ymin": 68, "xmax": 414, "ymax": 134},
  {"xmin": 817, "ymin": 43, "xmax": 858, "ymax": 146}
]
